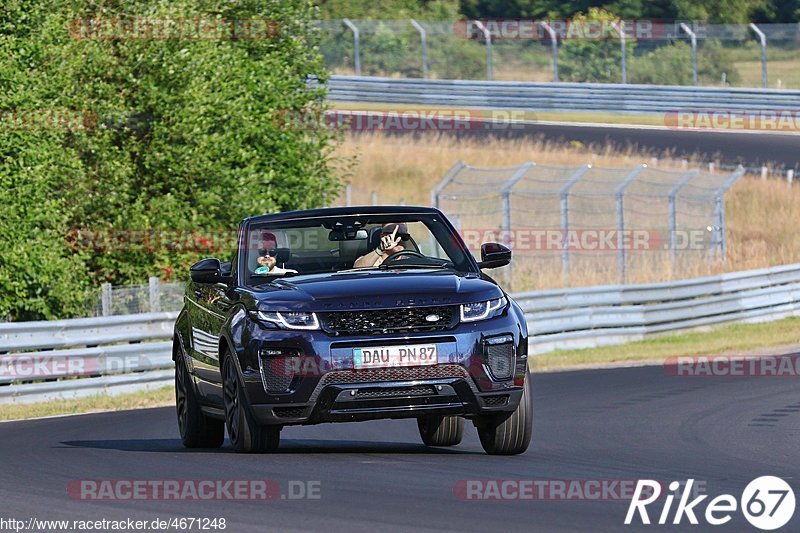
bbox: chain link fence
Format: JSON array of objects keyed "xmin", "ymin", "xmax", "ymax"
[
  {"xmin": 91, "ymin": 277, "xmax": 185, "ymax": 317},
  {"xmin": 433, "ymin": 161, "xmax": 744, "ymax": 290},
  {"xmin": 317, "ymin": 19, "xmax": 800, "ymax": 88}
]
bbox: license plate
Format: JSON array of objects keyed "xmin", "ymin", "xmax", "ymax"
[{"xmin": 353, "ymin": 344, "xmax": 438, "ymax": 369}]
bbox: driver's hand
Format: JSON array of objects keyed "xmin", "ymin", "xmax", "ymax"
[{"xmin": 378, "ymin": 226, "xmax": 401, "ymax": 252}]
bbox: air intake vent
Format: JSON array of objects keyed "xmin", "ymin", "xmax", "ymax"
[
  {"xmin": 485, "ymin": 341, "xmax": 514, "ymax": 380},
  {"xmin": 259, "ymin": 352, "xmax": 298, "ymax": 393}
]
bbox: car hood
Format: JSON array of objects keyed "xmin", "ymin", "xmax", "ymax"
[{"xmin": 246, "ymin": 269, "xmax": 501, "ymax": 312}]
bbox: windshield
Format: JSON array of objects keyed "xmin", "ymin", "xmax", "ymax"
[{"xmin": 241, "ymin": 213, "xmax": 475, "ymax": 284}]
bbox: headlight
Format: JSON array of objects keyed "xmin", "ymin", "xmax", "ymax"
[
  {"xmin": 460, "ymin": 297, "xmax": 506, "ymax": 323},
  {"xmin": 253, "ymin": 310, "xmax": 320, "ymax": 330}
]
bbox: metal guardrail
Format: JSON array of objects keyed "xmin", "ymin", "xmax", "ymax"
[
  {"xmin": 0, "ymin": 313, "xmax": 176, "ymax": 403},
  {"xmin": 2, "ymin": 263, "xmax": 800, "ymax": 402},
  {"xmin": 519, "ymin": 262, "xmax": 800, "ymax": 354},
  {"xmin": 327, "ymin": 75, "xmax": 800, "ymax": 114}
]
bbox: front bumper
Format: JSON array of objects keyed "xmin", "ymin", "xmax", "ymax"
[{"xmin": 235, "ymin": 311, "xmax": 527, "ymax": 425}]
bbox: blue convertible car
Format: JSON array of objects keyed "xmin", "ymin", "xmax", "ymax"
[{"xmin": 173, "ymin": 206, "xmax": 531, "ymax": 454}]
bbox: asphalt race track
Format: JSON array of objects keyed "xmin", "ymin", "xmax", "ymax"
[
  {"xmin": 2, "ymin": 364, "xmax": 798, "ymax": 532},
  {"xmin": 374, "ymin": 121, "xmax": 800, "ymax": 170}
]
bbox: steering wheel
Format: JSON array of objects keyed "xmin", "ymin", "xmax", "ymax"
[{"xmin": 383, "ymin": 250, "xmax": 426, "ymax": 264}]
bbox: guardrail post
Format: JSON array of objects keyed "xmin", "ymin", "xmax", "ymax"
[
  {"xmin": 749, "ymin": 23, "xmax": 768, "ymax": 88},
  {"xmin": 431, "ymin": 160, "xmax": 465, "ymax": 209},
  {"xmin": 611, "ymin": 21, "xmax": 626, "ymax": 84},
  {"xmin": 101, "ymin": 283, "xmax": 112, "ymax": 317},
  {"xmin": 149, "ymin": 277, "xmax": 161, "ymax": 313},
  {"xmin": 471, "ymin": 20, "xmax": 493, "ymax": 80},
  {"xmin": 539, "ymin": 22, "xmax": 559, "ymax": 82},
  {"xmin": 712, "ymin": 166, "xmax": 745, "ymax": 258},
  {"xmin": 560, "ymin": 164, "xmax": 591, "ymax": 285},
  {"xmin": 410, "ymin": 19, "xmax": 429, "ymax": 79},
  {"xmin": 615, "ymin": 164, "xmax": 646, "ymax": 283},
  {"xmin": 342, "ymin": 19, "xmax": 361, "ymax": 76},
  {"xmin": 345, "ymin": 183, "xmax": 352, "ymax": 206},
  {"xmin": 371, "ymin": 191, "xmax": 378, "ymax": 205},
  {"xmin": 667, "ymin": 170, "xmax": 699, "ymax": 268},
  {"xmin": 679, "ymin": 23, "xmax": 697, "ymax": 86}
]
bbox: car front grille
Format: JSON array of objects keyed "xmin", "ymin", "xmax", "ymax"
[
  {"xmin": 320, "ymin": 305, "xmax": 457, "ymax": 336},
  {"xmin": 354, "ymin": 385, "xmax": 436, "ymax": 400},
  {"xmin": 319, "ymin": 364, "xmax": 468, "ymax": 385}
]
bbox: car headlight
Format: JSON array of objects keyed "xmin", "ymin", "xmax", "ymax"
[
  {"xmin": 460, "ymin": 297, "xmax": 506, "ymax": 323},
  {"xmin": 253, "ymin": 310, "xmax": 320, "ymax": 330}
]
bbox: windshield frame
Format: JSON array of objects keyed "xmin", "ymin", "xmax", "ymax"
[{"xmin": 238, "ymin": 210, "xmax": 479, "ymax": 286}]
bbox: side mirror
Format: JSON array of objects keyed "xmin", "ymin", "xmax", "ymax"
[
  {"xmin": 478, "ymin": 242, "xmax": 511, "ymax": 269},
  {"xmin": 190, "ymin": 258, "xmax": 226, "ymax": 284}
]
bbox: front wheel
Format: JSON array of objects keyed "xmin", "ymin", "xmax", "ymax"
[
  {"xmin": 417, "ymin": 415, "xmax": 464, "ymax": 447},
  {"xmin": 175, "ymin": 354, "xmax": 224, "ymax": 449},
  {"xmin": 222, "ymin": 355, "xmax": 281, "ymax": 453},
  {"xmin": 475, "ymin": 374, "xmax": 532, "ymax": 455}
]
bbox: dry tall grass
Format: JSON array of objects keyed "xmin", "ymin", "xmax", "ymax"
[{"xmin": 333, "ymin": 133, "xmax": 800, "ymax": 290}]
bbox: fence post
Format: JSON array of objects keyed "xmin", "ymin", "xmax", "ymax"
[
  {"xmin": 611, "ymin": 21, "xmax": 626, "ymax": 84},
  {"xmin": 539, "ymin": 21, "xmax": 559, "ymax": 82},
  {"xmin": 471, "ymin": 20, "xmax": 493, "ymax": 80},
  {"xmin": 748, "ymin": 23, "xmax": 768, "ymax": 88},
  {"xmin": 149, "ymin": 277, "xmax": 161, "ymax": 313},
  {"xmin": 410, "ymin": 19, "xmax": 429, "ymax": 79},
  {"xmin": 431, "ymin": 161, "xmax": 465, "ymax": 209},
  {"xmin": 679, "ymin": 23, "xmax": 697, "ymax": 86},
  {"xmin": 500, "ymin": 163, "xmax": 533, "ymax": 238},
  {"xmin": 101, "ymin": 283, "xmax": 112, "ymax": 317},
  {"xmin": 713, "ymin": 166, "xmax": 745, "ymax": 258},
  {"xmin": 667, "ymin": 170, "xmax": 699, "ymax": 268},
  {"xmin": 342, "ymin": 18, "xmax": 361, "ymax": 76},
  {"xmin": 559, "ymin": 164, "xmax": 591, "ymax": 285},
  {"xmin": 615, "ymin": 164, "xmax": 646, "ymax": 283}
]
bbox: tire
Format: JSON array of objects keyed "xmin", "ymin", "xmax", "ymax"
[
  {"xmin": 476, "ymin": 374, "xmax": 532, "ymax": 455},
  {"xmin": 417, "ymin": 415, "xmax": 464, "ymax": 447},
  {"xmin": 175, "ymin": 354, "xmax": 224, "ymax": 449},
  {"xmin": 222, "ymin": 355, "xmax": 281, "ymax": 453}
]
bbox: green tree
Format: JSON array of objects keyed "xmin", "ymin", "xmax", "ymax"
[{"xmin": 1, "ymin": 0, "xmax": 341, "ymax": 320}]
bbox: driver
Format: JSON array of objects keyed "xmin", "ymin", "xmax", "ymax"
[{"xmin": 354, "ymin": 223, "xmax": 409, "ymax": 268}]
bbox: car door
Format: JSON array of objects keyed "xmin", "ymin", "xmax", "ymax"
[{"xmin": 187, "ymin": 261, "xmax": 234, "ymax": 405}]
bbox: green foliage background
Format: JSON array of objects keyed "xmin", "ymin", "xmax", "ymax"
[{"xmin": 1, "ymin": 0, "xmax": 341, "ymax": 320}]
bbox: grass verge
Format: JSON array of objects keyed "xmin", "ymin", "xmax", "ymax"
[
  {"xmin": 532, "ymin": 316, "xmax": 800, "ymax": 372},
  {"xmin": 0, "ymin": 385, "xmax": 174, "ymax": 422}
]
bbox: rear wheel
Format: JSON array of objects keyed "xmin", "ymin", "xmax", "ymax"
[
  {"xmin": 417, "ymin": 415, "xmax": 464, "ymax": 447},
  {"xmin": 222, "ymin": 355, "xmax": 281, "ymax": 453},
  {"xmin": 475, "ymin": 374, "xmax": 532, "ymax": 455},
  {"xmin": 175, "ymin": 354, "xmax": 224, "ymax": 448}
]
